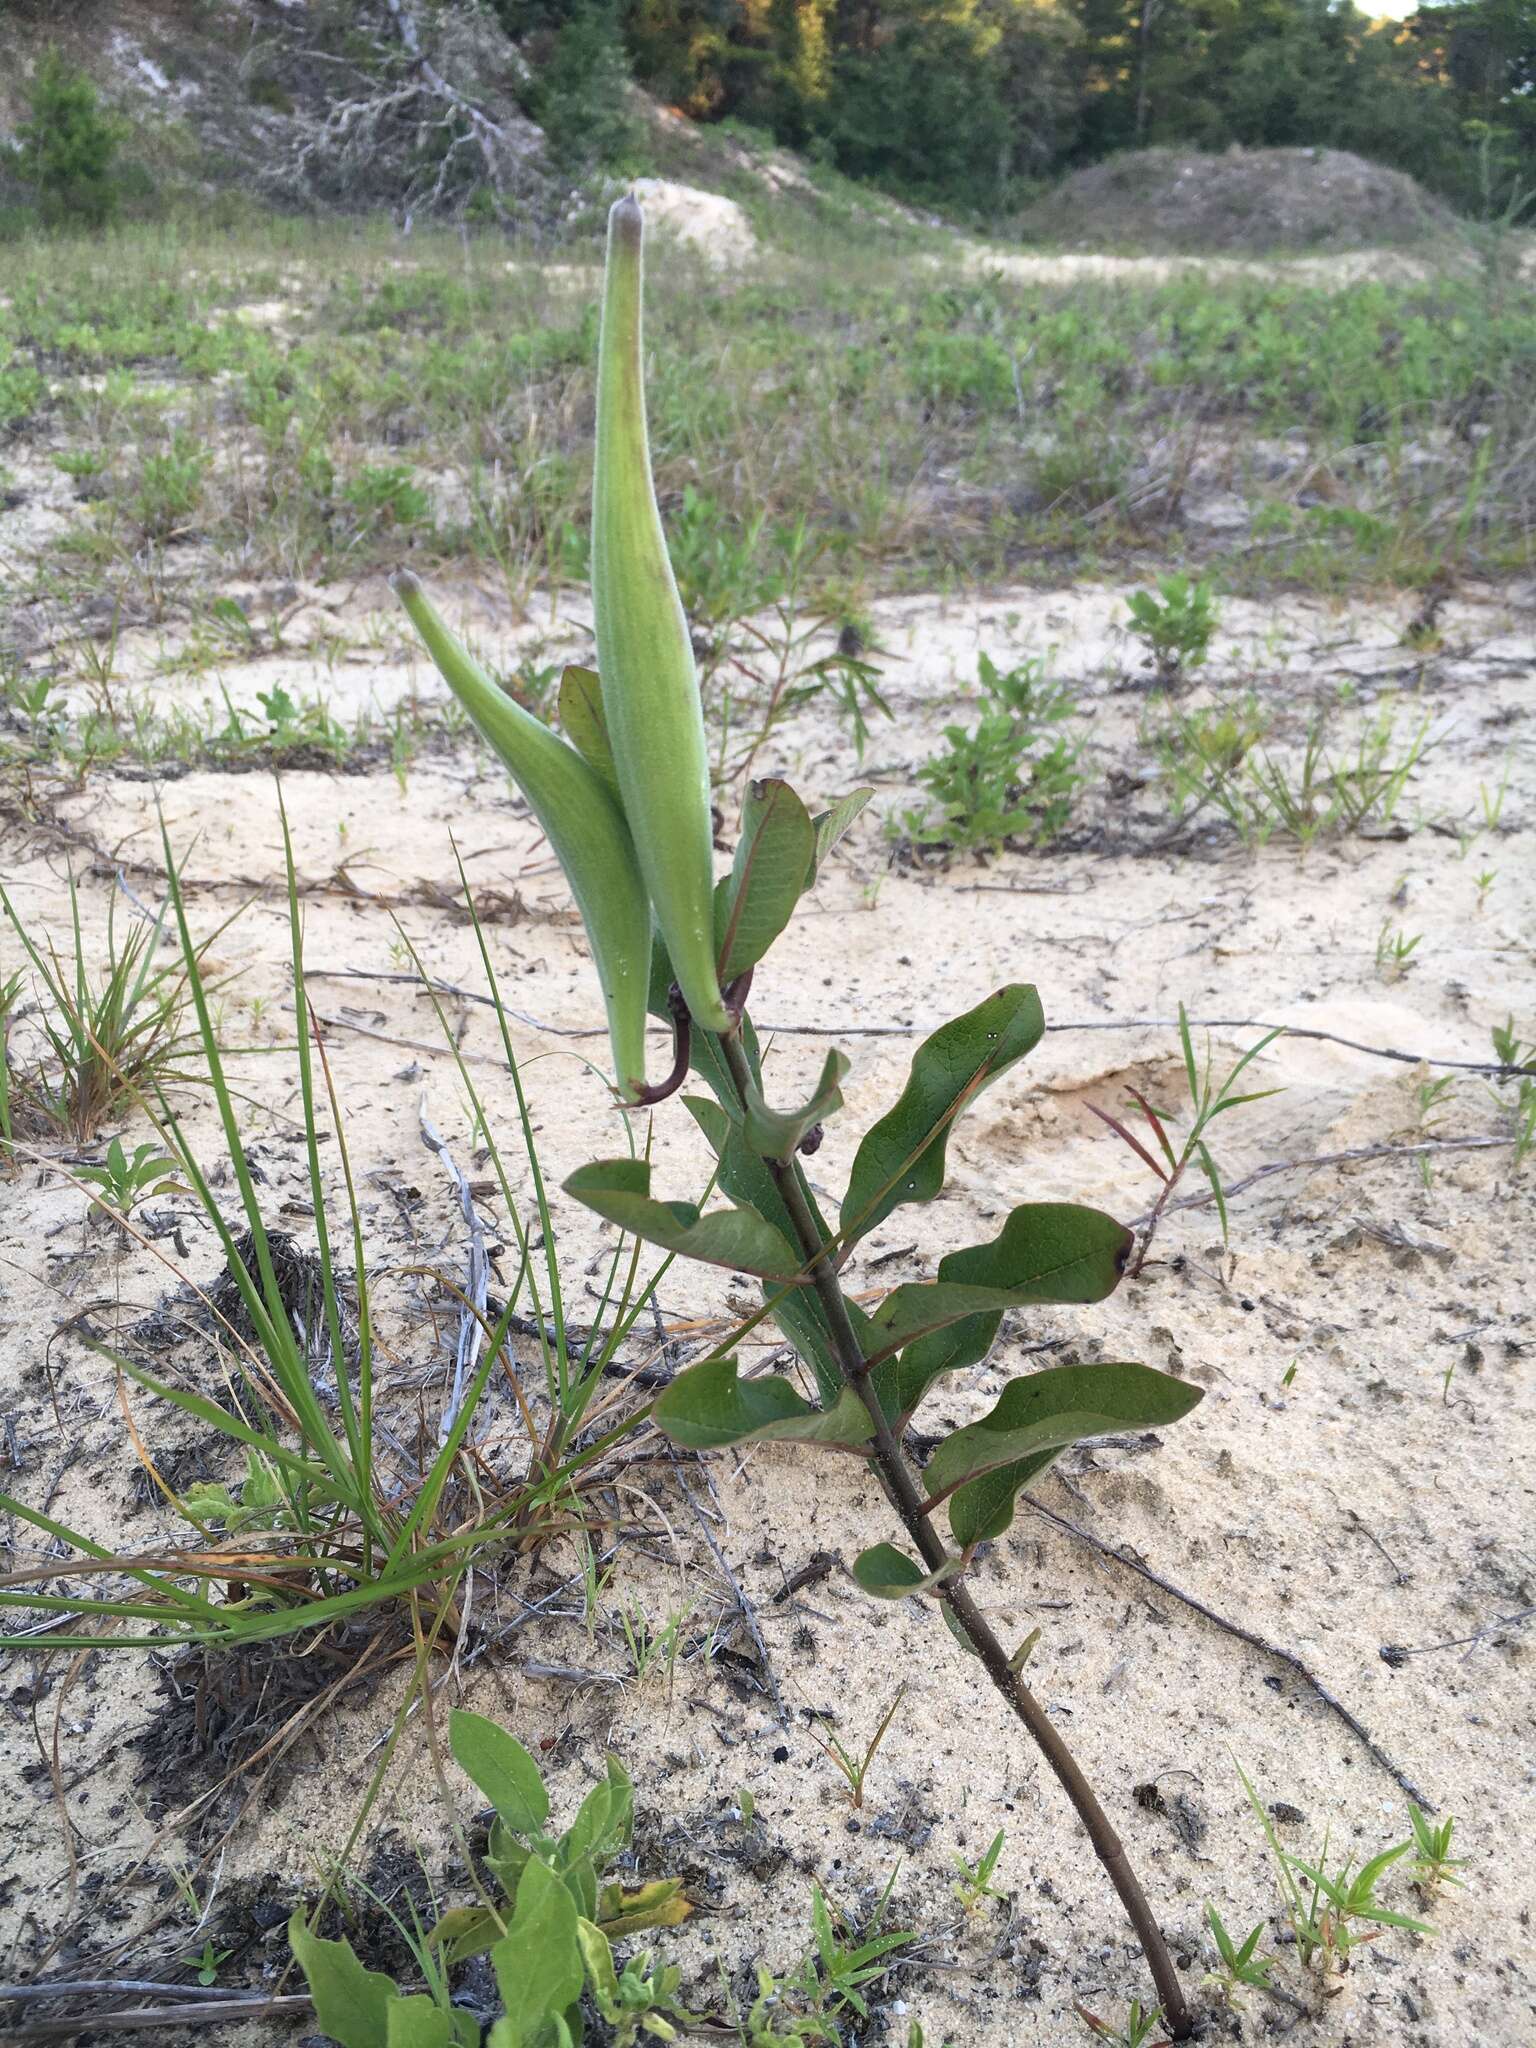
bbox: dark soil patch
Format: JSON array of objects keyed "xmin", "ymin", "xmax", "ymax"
[{"xmin": 133, "ymin": 1620, "xmax": 392, "ymax": 1833}]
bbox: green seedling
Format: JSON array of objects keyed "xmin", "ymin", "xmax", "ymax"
[
  {"xmin": 1074, "ymin": 1999, "xmax": 1167, "ymax": 2048},
  {"xmin": 1411, "ymin": 1070, "xmax": 1458, "ymax": 1188},
  {"xmin": 1489, "ymin": 1016, "xmax": 1536, "ymax": 1169},
  {"xmin": 898, "ymin": 651, "xmax": 1082, "ymax": 858},
  {"xmin": 1238, "ymin": 1764, "xmax": 1434, "ymax": 1971},
  {"xmin": 184, "ymin": 1940, "xmax": 231, "ymax": 1988},
  {"xmin": 0, "ymin": 967, "xmax": 23, "ymax": 1161},
  {"xmin": 76, "ymin": 1135, "xmax": 186, "ymax": 1217},
  {"xmin": 1202, "ymin": 1905, "xmax": 1275, "ymax": 2009},
  {"xmin": 951, "ymin": 1827, "xmax": 1007, "ymax": 1913},
  {"xmin": 1474, "ymin": 867, "xmax": 1497, "ymax": 909},
  {"xmin": 0, "ymin": 870, "xmax": 216, "ymax": 1144},
  {"xmin": 809, "ymin": 1681, "xmax": 908, "ymax": 1809},
  {"xmin": 1127, "ymin": 573, "xmax": 1218, "ymax": 686},
  {"xmin": 730, "ymin": 1873, "xmax": 913, "ymax": 2040},
  {"xmin": 1408, "ymin": 1802, "xmax": 1467, "ymax": 1894},
  {"xmin": 1376, "ymin": 922, "xmax": 1422, "ymax": 981},
  {"xmin": 289, "ymin": 1709, "xmax": 693, "ymax": 2048},
  {"xmin": 1090, "ymin": 1005, "xmax": 1282, "ymax": 1271},
  {"xmin": 616, "ymin": 1594, "xmax": 693, "ymax": 1690}
]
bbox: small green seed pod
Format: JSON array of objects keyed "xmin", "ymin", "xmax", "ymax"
[
  {"xmin": 392, "ymin": 571, "xmax": 654, "ymax": 1103},
  {"xmin": 592, "ymin": 195, "xmax": 733, "ymax": 1037}
]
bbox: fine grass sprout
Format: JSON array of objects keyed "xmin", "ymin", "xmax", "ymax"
[
  {"xmin": 1074, "ymin": 1999, "xmax": 1167, "ymax": 2048},
  {"xmin": 1202, "ymin": 1905, "xmax": 1275, "ymax": 2009},
  {"xmin": 0, "ymin": 870, "xmax": 215, "ymax": 1144},
  {"xmin": 1238, "ymin": 1764, "xmax": 1434, "ymax": 1971},
  {"xmin": 1408, "ymin": 1803, "xmax": 1467, "ymax": 1895},
  {"xmin": 1089, "ymin": 1006, "xmax": 1283, "ymax": 1271},
  {"xmin": 809, "ymin": 1681, "xmax": 908, "ymax": 1810},
  {"xmin": 952, "ymin": 1827, "xmax": 1007, "ymax": 1914}
]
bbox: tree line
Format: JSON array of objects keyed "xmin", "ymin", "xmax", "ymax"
[{"xmin": 508, "ymin": 0, "xmax": 1536, "ymax": 216}]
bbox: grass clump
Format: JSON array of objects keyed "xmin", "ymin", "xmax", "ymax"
[{"xmin": 1149, "ymin": 699, "xmax": 1431, "ymax": 851}]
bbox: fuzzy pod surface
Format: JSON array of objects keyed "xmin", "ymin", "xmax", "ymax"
[
  {"xmin": 392, "ymin": 571, "xmax": 654, "ymax": 1102},
  {"xmin": 591, "ymin": 196, "xmax": 732, "ymax": 1037}
]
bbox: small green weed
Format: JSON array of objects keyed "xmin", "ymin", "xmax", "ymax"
[
  {"xmin": 1150, "ymin": 701, "xmax": 1429, "ymax": 852},
  {"xmin": 1489, "ymin": 1016, "xmax": 1536, "ymax": 1169},
  {"xmin": 951, "ymin": 1827, "xmax": 1007, "ymax": 1914},
  {"xmin": 1074, "ymin": 1998, "xmax": 1167, "ymax": 2047},
  {"xmin": 1408, "ymin": 1803, "xmax": 1467, "ymax": 1895},
  {"xmin": 1090, "ymin": 1006, "xmax": 1283, "ymax": 1271},
  {"xmin": 808, "ymin": 1681, "xmax": 908, "ymax": 1809},
  {"xmin": 289, "ymin": 1709, "xmax": 692, "ymax": 2048},
  {"xmin": 734, "ymin": 1878, "xmax": 916, "ymax": 2043},
  {"xmin": 897, "ymin": 652, "xmax": 1082, "ymax": 858},
  {"xmin": 1238, "ymin": 1765, "xmax": 1435, "ymax": 1972},
  {"xmin": 1376, "ymin": 922, "xmax": 1422, "ymax": 982},
  {"xmin": 1202, "ymin": 1906, "xmax": 1275, "ymax": 2010},
  {"xmin": 0, "ymin": 872, "xmax": 212, "ymax": 1145},
  {"xmin": 1126, "ymin": 574, "xmax": 1218, "ymax": 687},
  {"xmin": 76, "ymin": 1135, "xmax": 186, "ymax": 1219}
]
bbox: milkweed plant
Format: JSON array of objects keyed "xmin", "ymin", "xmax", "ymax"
[{"xmin": 393, "ymin": 196, "xmax": 1204, "ymax": 2035}]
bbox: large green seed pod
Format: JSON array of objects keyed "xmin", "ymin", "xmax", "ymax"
[
  {"xmin": 592, "ymin": 195, "xmax": 733, "ymax": 1037},
  {"xmin": 392, "ymin": 571, "xmax": 654, "ymax": 1103}
]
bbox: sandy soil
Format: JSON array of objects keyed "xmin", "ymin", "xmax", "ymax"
[{"xmin": 2, "ymin": 565, "xmax": 1534, "ymax": 2046}]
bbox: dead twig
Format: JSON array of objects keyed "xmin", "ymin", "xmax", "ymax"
[
  {"xmin": 670, "ymin": 1452, "xmax": 789, "ymax": 1728},
  {"xmin": 1381, "ymin": 1604, "xmax": 1535, "ymax": 1665},
  {"xmin": 1023, "ymin": 1496, "xmax": 1436, "ymax": 1810},
  {"xmin": 417, "ymin": 1094, "xmax": 490, "ymax": 1440},
  {"xmin": 1128, "ymin": 1134, "xmax": 1512, "ymax": 1228},
  {"xmin": 304, "ymin": 975, "xmax": 1534, "ymax": 1077},
  {"xmin": 0, "ymin": 1994, "xmax": 313, "ymax": 2041}
]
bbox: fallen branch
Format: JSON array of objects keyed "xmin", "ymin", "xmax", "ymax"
[
  {"xmin": 1128, "ymin": 1133, "xmax": 1512, "ymax": 1227},
  {"xmin": 1023, "ymin": 1496, "xmax": 1435, "ymax": 1809},
  {"xmin": 0, "ymin": 1994, "xmax": 313, "ymax": 2041},
  {"xmin": 304, "ymin": 973, "xmax": 1532, "ymax": 1077}
]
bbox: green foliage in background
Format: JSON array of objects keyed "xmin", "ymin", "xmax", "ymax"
[
  {"xmin": 615, "ymin": 0, "xmax": 1536, "ymax": 218},
  {"xmin": 10, "ymin": 48, "xmax": 123, "ymax": 229}
]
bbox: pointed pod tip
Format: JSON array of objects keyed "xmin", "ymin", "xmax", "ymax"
[
  {"xmin": 609, "ymin": 193, "xmax": 643, "ymax": 246},
  {"xmin": 390, "ymin": 567, "xmax": 422, "ymax": 600}
]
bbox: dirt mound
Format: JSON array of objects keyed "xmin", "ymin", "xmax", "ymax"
[{"xmin": 1018, "ymin": 145, "xmax": 1459, "ymax": 253}]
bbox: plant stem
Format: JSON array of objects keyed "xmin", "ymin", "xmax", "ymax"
[{"xmin": 717, "ymin": 1027, "xmax": 1193, "ymax": 2038}]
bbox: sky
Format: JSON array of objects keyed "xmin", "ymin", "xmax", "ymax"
[{"xmin": 1369, "ymin": 1, "xmax": 1418, "ymax": 15}]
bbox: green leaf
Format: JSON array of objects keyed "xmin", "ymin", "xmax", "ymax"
[
  {"xmin": 947, "ymin": 1450, "xmax": 1061, "ymax": 1549},
  {"xmin": 851, "ymin": 1542, "xmax": 960, "ymax": 1598},
  {"xmin": 807, "ymin": 789, "xmax": 873, "ymax": 884},
  {"xmin": 564, "ymin": 1157, "xmax": 804, "ymax": 1279},
  {"xmin": 386, "ymin": 1997, "xmax": 467, "ymax": 2048},
  {"xmin": 576, "ymin": 1917, "xmax": 620, "ymax": 2013},
  {"xmin": 653, "ymin": 1354, "xmax": 874, "ymax": 1451},
  {"xmin": 559, "ymin": 1756, "xmax": 632, "ymax": 1873},
  {"xmin": 864, "ymin": 1203, "xmax": 1133, "ymax": 1378},
  {"xmin": 288, "ymin": 1911, "xmax": 397, "ymax": 2048},
  {"xmin": 595, "ymin": 1877, "xmax": 694, "ymax": 1936},
  {"xmin": 841, "ymin": 986, "xmax": 1045, "ymax": 1243},
  {"xmin": 490, "ymin": 1859, "xmax": 584, "ymax": 2048},
  {"xmin": 684, "ymin": 1035, "xmax": 854, "ymax": 1402},
  {"xmin": 449, "ymin": 1709, "xmax": 549, "ymax": 1836},
  {"xmin": 925, "ymin": 1361, "xmax": 1204, "ymax": 1513},
  {"xmin": 714, "ymin": 778, "xmax": 816, "ymax": 981},
  {"xmin": 743, "ymin": 1049, "xmax": 849, "ymax": 1160},
  {"xmin": 558, "ymin": 664, "xmax": 618, "ymax": 792},
  {"xmin": 427, "ymin": 1905, "xmax": 504, "ymax": 1969}
]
